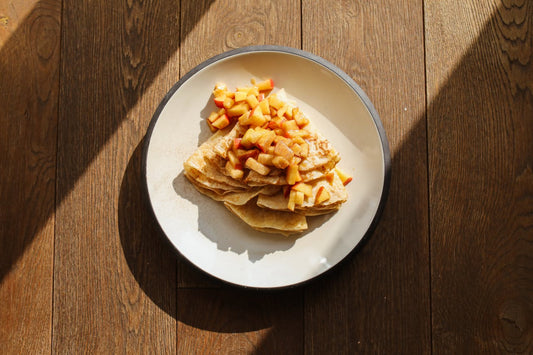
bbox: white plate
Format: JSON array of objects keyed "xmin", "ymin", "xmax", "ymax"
[{"xmin": 143, "ymin": 46, "xmax": 390, "ymax": 289}]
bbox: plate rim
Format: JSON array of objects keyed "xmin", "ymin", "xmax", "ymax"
[{"xmin": 141, "ymin": 45, "xmax": 391, "ymax": 290}]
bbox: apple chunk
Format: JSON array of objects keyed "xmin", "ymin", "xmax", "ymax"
[
  {"xmin": 255, "ymin": 78, "xmax": 274, "ymax": 91},
  {"xmin": 241, "ymin": 128, "xmax": 264, "ymax": 149},
  {"xmin": 286, "ymin": 189, "xmax": 304, "ymax": 211},
  {"xmin": 292, "ymin": 182, "xmax": 313, "ymax": 197},
  {"xmin": 258, "ymin": 98, "xmax": 270, "ymax": 115},
  {"xmin": 272, "ymin": 156, "xmax": 290, "ymax": 169},
  {"xmin": 246, "ymin": 94, "xmax": 259, "ymax": 109},
  {"xmin": 335, "ymin": 167, "xmax": 353, "ymax": 185},
  {"xmin": 315, "ymin": 186, "xmax": 331, "ymax": 204},
  {"xmin": 234, "ymin": 91, "xmax": 247, "ymax": 102},
  {"xmin": 257, "ymin": 153, "xmax": 275, "ymax": 165},
  {"xmin": 274, "ymin": 140, "xmax": 294, "ymax": 162},
  {"xmin": 225, "ymin": 161, "xmax": 244, "ymax": 180},
  {"xmin": 245, "ymin": 157, "xmax": 271, "ymax": 176},
  {"xmin": 211, "ymin": 114, "xmax": 230, "ymax": 129},
  {"xmin": 248, "ymin": 107, "xmax": 266, "ymax": 127},
  {"xmin": 286, "ymin": 164, "xmax": 302, "ymax": 185},
  {"xmin": 226, "ymin": 102, "xmax": 249, "ymax": 117},
  {"xmin": 213, "ymin": 96, "xmax": 225, "ymax": 108},
  {"xmin": 255, "ymin": 130, "xmax": 276, "ymax": 152}
]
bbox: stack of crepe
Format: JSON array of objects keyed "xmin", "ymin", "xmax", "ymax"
[{"xmin": 183, "ymin": 120, "xmax": 349, "ymax": 236}]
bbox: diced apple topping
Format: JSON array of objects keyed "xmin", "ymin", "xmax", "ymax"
[
  {"xmin": 248, "ymin": 107, "xmax": 266, "ymax": 127},
  {"xmin": 294, "ymin": 191, "xmax": 305, "ymax": 205},
  {"xmin": 254, "ymin": 78, "xmax": 274, "ymax": 91},
  {"xmin": 207, "ymin": 111, "xmax": 219, "ymax": 123},
  {"xmin": 212, "ymin": 114, "xmax": 230, "ymax": 129},
  {"xmin": 259, "ymin": 98, "xmax": 270, "ymax": 115},
  {"xmin": 214, "ymin": 97, "xmax": 225, "ymax": 108},
  {"xmin": 335, "ymin": 167, "xmax": 353, "ymax": 185},
  {"xmin": 272, "ymin": 156, "xmax": 290, "ymax": 169},
  {"xmin": 246, "ymin": 94, "xmax": 259, "ymax": 109},
  {"xmin": 223, "ymin": 97, "xmax": 234, "ymax": 109},
  {"xmin": 257, "ymin": 153, "xmax": 275, "ymax": 166},
  {"xmin": 292, "ymin": 182, "xmax": 313, "ymax": 197},
  {"xmin": 225, "ymin": 161, "xmax": 244, "ymax": 180},
  {"xmin": 274, "ymin": 140, "xmax": 294, "ymax": 162},
  {"xmin": 255, "ymin": 130, "xmax": 276, "ymax": 152},
  {"xmin": 226, "ymin": 102, "xmax": 249, "ymax": 117},
  {"xmin": 241, "ymin": 127, "xmax": 264, "ymax": 149},
  {"xmin": 287, "ymin": 189, "xmax": 296, "ymax": 211},
  {"xmin": 234, "ymin": 91, "xmax": 247, "ymax": 102},
  {"xmin": 227, "ymin": 150, "xmax": 240, "ymax": 168},
  {"xmin": 315, "ymin": 186, "xmax": 331, "ymax": 204},
  {"xmin": 325, "ymin": 171, "xmax": 335, "ymax": 184},
  {"xmin": 203, "ymin": 78, "xmax": 351, "ymax": 211},
  {"xmin": 245, "ymin": 157, "xmax": 271, "ymax": 176},
  {"xmin": 281, "ymin": 119, "xmax": 299, "ymax": 132},
  {"xmin": 268, "ymin": 94, "xmax": 284, "ymax": 110},
  {"xmin": 286, "ymin": 164, "xmax": 302, "ymax": 185}
]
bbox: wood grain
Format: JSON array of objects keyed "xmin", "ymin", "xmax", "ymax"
[
  {"xmin": 302, "ymin": 0, "xmax": 430, "ymax": 353},
  {"xmin": 174, "ymin": 1, "xmax": 304, "ymax": 352},
  {"xmin": 52, "ymin": 0, "xmax": 182, "ymax": 352},
  {"xmin": 426, "ymin": 0, "xmax": 533, "ymax": 353},
  {"xmin": 177, "ymin": 288, "xmax": 303, "ymax": 354},
  {"xmin": 178, "ymin": 0, "xmax": 301, "ymax": 288},
  {"xmin": 0, "ymin": 0, "xmax": 60, "ymax": 352}
]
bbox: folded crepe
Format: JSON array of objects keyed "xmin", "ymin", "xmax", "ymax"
[
  {"xmin": 183, "ymin": 81, "xmax": 351, "ymax": 235},
  {"xmin": 224, "ymin": 200, "xmax": 308, "ymax": 236},
  {"xmin": 256, "ymin": 170, "xmax": 347, "ymax": 215}
]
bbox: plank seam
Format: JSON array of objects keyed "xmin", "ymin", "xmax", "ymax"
[
  {"xmin": 51, "ymin": 0, "xmax": 66, "ymax": 353},
  {"xmin": 422, "ymin": 1, "xmax": 433, "ymax": 354}
]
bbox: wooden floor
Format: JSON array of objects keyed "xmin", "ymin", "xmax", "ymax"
[{"xmin": 1, "ymin": 0, "xmax": 532, "ymax": 353}]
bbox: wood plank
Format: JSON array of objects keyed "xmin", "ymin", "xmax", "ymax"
[
  {"xmin": 177, "ymin": 288, "xmax": 303, "ymax": 354},
  {"xmin": 0, "ymin": 0, "xmax": 60, "ymax": 352},
  {"xmin": 175, "ymin": 1, "xmax": 304, "ymax": 353},
  {"xmin": 426, "ymin": 1, "xmax": 533, "ymax": 353},
  {"xmin": 302, "ymin": 1, "xmax": 430, "ymax": 353},
  {"xmin": 178, "ymin": 0, "xmax": 301, "ymax": 287},
  {"xmin": 52, "ymin": 0, "xmax": 184, "ymax": 352}
]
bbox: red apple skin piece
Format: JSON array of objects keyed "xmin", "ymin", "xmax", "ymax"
[
  {"xmin": 214, "ymin": 97, "xmax": 225, "ymax": 108},
  {"xmin": 335, "ymin": 167, "xmax": 353, "ymax": 185},
  {"xmin": 315, "ymin": 186, "xmax": 331, "ymax": 204},
  {"xmin": 256, "ymin": 78, "xmax": 274, "ymax": 91},
  {"xmin": 283, "ymin": 186, "xmax": 291, "ymax": 198},
  {"xmin": 211, "ymin": 114, "xmax": 230, "ymax": 129},
  {"xmin": 233, "ymin": 138, "xmax": 242, "ymax": 150}
]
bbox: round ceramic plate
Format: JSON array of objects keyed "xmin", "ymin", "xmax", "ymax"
[{"xmin": 143, "ymin": 45, "xmax": 390, "ymax": 289}]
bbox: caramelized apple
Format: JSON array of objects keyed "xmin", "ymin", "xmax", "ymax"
[
  {"xmin": 315, "ymin": 186, "xmax": 331, "ymax": 204},
  {"xmin": 335, "ymin": 167, "xmax": 353, "ymax": 185},
  {"xmin": 245, "ymin": 157, "xmax": 271, "ymax": 176}
]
